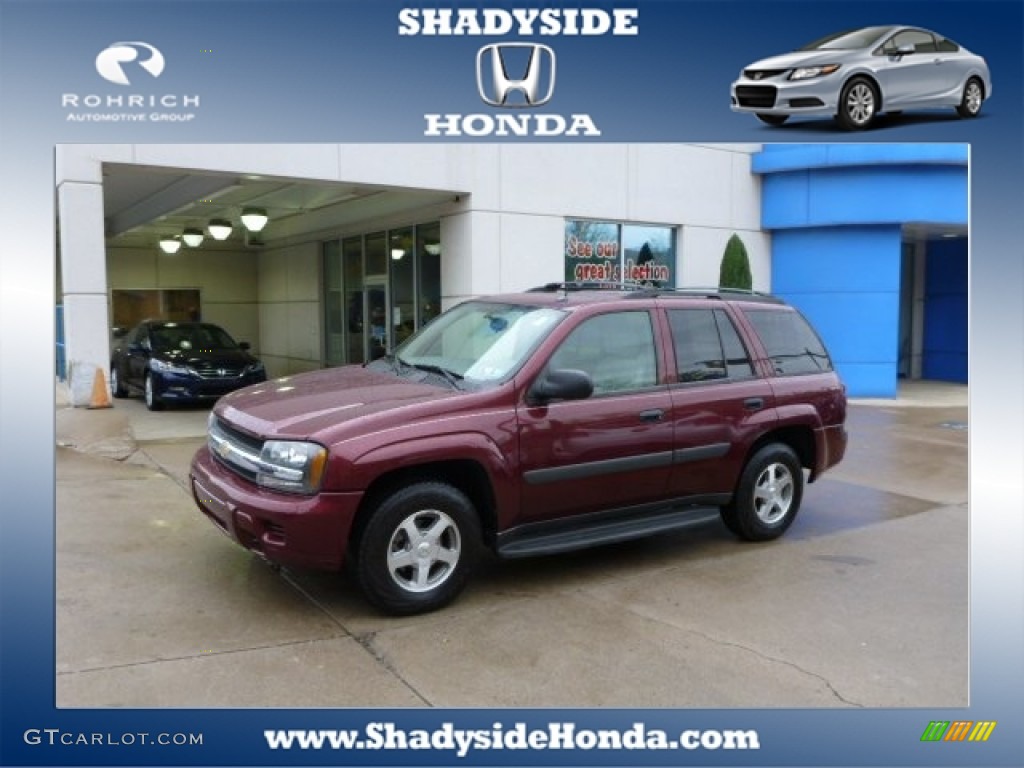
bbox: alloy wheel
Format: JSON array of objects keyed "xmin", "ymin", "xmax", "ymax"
[
  {"xmin": 753, "ymin": 462, "xmax": 795, "ymax": 525},
  {"xmin": 846, "ymin": 83, "xmax": 875, "ymax": 127},
  {"xmin": 386, "ymin": 509, "xmax": 462, "ymax": 594}
]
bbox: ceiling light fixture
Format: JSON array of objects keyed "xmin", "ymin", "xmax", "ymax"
[
  {"xmin": 182, "ymin": 228, "xmax": 205, "ymax": 247},
  {"xmin": 158, "ymin": 236, "xmax": 182, "ymax": 254},
  {"xmin": 391, "ymin": 248, "xmax": 405, "ymax": 260},
  {"xmin": 240, "ymin": 207, "xmax": 268, "ymax": 232},
  {"xmin": 207, "ymin": 218, "xmax": 233, "ymax": 240},
  {"xmin": 423, "ymin": 242, "xmax": 442, "ymax": 256}
]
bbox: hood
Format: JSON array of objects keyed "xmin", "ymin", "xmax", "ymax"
[
  {"xmin": 745, "ymin": 50, "xmax": 849, "ymax": 71},
  {"xmin": 215, "ymin": 365, "xmax": 461, "ymax": 441},
  {"xmin": 159, "ymin": 348, "xmax": 257, "ymax": 367}
]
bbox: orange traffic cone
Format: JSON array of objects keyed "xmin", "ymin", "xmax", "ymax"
[{"xmin": 87, "ymin": 366, "xmax": 113, "ymax": 409}]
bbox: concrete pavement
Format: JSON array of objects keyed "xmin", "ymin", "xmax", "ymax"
[{"xmin": 54, "ymin": 383, "xmax": 968, "ymax": 708}]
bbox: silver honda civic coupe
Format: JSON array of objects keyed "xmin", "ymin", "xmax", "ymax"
[{"xmin": 730, "ymin": 25, "xmax": 991, "ymax": 129}]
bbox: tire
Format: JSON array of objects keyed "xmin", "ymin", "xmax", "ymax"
[
  {"xmin": 836, "ymin": 77, "xmax": 878, "ymax": 130},
  {"xmin": 721, "ymin": 444, "xmax": 803, "ymax": 541},
  {"xmin": 110, "ymin": 365, "xmax": 127, "ymax": 398},
  {"xmin": 756, "ymin": 113, "xmax": 789, "ymax": 126},
  {"xmin": 144, "ymin": 372, "xmax": 163, "ymax": 411},
  {"xmin": 956, "ymin": 77, "xmax": 983, "ymax": 118},
  {"xmin": 354, "ymin": 482, "xmax": 481, "ymax": 615}
]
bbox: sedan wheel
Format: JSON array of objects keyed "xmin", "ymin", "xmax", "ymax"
[
  {"xmin": 144, "ymin": 373, "xmax": 163, "ymax": 411},
  {"xmin": 956, "ymin": 78, "xmax": 983, "ymax": 118},
  {"xmin": 355, "ymin": 482, "xmax": 480, "ymax": 615},
  {"xmin": 837, "ymin": 78, "xmax": 877, "ymax": 130},
  {"xmin": 110, "ymin": 366, "xmax": 127, "ymax": 398}
]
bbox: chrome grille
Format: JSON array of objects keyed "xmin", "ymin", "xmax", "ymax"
[
  {"xmin": 193, "ymin": 362, "xmax": 246, "ymax": 379},
  {"xmin": 208, "ymin": 416, "xmax": 263, "ymax": 483},
  {"xmin": 743, "ymin": 68, "xmax": 787, "ymax": 80}
]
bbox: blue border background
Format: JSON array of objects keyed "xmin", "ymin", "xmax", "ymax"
[{"xmin": 1, "ymin": 1, "xmax": 1022, "ymax": 766}]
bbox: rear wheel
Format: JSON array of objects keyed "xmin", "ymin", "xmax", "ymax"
[
  {"xmin": 354, "ymin": 482, "xmax": 481, "ymax": 615},
  {"xmin": 956, "ymin": 77, "xmax": 983, "ymax": 118},
  {"xmin": 721, "ymin": 444, "xmax": 803, "ymax": 541},
  {"xmin": 110, "ymin": 366, "xmax": 127, "ymax": 398},
  {"xmin": 756, "ymin": 113, "xmax": 789, "ymax": 126}
]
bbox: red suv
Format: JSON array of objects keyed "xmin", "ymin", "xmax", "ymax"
[{"xmin": 190, "ymin": 284, "xmax": 847, "ymax": 614}]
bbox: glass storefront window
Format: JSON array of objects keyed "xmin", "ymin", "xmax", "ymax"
[
  {"xmin": 323, "ymin": 223, "xmax": 442, "ymax": 367},
  {"xmin": 343, "ymin": 236, "xmax": 364, "ymax": 364},
  {"xmin": 416, "ymin": 222, "xmax": 441, "ymax": 327},
  {"xmin": 390, "ymin": 227, "xmax": 415, "ymax": 347},
  {"xmin": 564, "ymin": 220, "xmax": 676, "ymax": 287}
]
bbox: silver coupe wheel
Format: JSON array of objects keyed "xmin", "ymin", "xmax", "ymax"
[
  {"xmin": 845, "ymin": 82, "xmax": 875, "ymax": 127},
  {"xmin": 753, "ymin": 462, "xmax": 795, "ymax": 525},
  {"xmin": 386, "ymin": 509, "xmax": 461, "ymax": 594}
]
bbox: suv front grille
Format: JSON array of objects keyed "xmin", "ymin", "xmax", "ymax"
[
  {"xmin": 208, "ymin": 415, "xmax": 263, "ymax": 483},
  {"xmin": 735, "ymin": 85, "xmax": 777, "ymax": 108}
]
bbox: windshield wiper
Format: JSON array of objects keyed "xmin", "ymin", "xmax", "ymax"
[{"xmin": 401, "ymin": 358, "xmax": 464, "ymax": 390}]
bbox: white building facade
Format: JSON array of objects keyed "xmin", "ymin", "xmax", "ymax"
[{"xmin": 56, "ymin": 144, "xmax": 768, "ymax": 401}]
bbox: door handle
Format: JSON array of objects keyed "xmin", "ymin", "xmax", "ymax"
[
  {"xmin": 639, "ymin": 409, "xmax": 664, "ymax": 423},
  {"xmin": 743, "ymin": 397, "xmax": 764, "ymax": 411}
]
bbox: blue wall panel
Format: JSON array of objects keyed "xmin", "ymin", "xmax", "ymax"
[
  {"xmin": 763, "ymin": 167, "xmax": 968, "ymax": 230},
  {"xmin": 923, "ymin": 238, "xmax": 968, "ymax": 382},
  {"xmin": 772, "ymin": 227, "xmax": 903, "ymax": 397}
]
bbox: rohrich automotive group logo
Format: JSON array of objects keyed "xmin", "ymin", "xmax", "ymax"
[
  {"xmin": 400, "ymin": 7, "xmax": 639, "ymax": 137},
  {"xmin": 62, "ymin": 42, "xmax": 200, "ymax": 123},
  {"xmin": 95, "ymin": 42, "xmax": 165, "ymax": 85}
]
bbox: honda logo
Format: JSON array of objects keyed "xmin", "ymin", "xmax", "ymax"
[{"xmin": 476, "ymin": 43, "xmax": 556, "ymax": 108}]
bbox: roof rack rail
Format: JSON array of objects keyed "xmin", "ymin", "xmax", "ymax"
[
  {"xmin": 623, "ymin": 285, "xmax": 783, "ymax": 303},
  {"xmin": 527, "ymin": 281, "xmax": 647, "ymax": 293}
]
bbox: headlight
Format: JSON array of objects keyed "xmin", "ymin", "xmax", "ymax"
[
  {"xmin": 150, "ymin": 358, "xmax": 193, "ymax": 376},
  {"xmin": 789, "ymin": 64, "xmax": 840, "ymax": 81},
  {"xmin": 257, "ymin": 440, "xmax": 328, "ymax": 494}
]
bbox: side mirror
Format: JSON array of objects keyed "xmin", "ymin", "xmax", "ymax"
[
  {"xmin": 239, "ymin": 341, "xmax": 251, "ymax": 351},
  {"xmin": 529, "ymin": 368, "xmax": 594, "ymax": 405},
  {"xmin": 895, "ymin": 44, "xmax": 915, "ymax": 55}
]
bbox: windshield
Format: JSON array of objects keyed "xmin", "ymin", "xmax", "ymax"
[
  {"xmin": 798, "ymin": 26, "xmax": 891, "ymax": 51},
  {"xmin": 395, "ymin": 301, "xmax": 565, "ymax": 384},
  {"xmin": 151, "ymin": 323, "xmax": 240, "ymax": 352}
]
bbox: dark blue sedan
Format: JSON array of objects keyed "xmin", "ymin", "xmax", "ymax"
[{"xmin": 110, "ymin": 321, "xmax": 266, "ymax": 410}]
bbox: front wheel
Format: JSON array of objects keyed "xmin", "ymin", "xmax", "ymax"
[
  {"xmin": 721, "ymin": 444, "xmax": 804, "ymax": 541},
  {"xmin": 354, "ymin": 482, "xmax": 481, "ymax": 615},
  {"xmin": 956, "ymin": 78, "xmax": 983, "ymax": 118},
  {"xmin": 144, "ymin": 372, "xmax": 163, "ymax": 411},
  {"xmin": 836, "ymin": 77, "xmax": 878, "ymax": 130},
  {"xmin": 756, "ymin": 113, "xmax": 789, "ymax": 126}
]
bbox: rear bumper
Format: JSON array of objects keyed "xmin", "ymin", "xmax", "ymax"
[
  {"xmin": 190, "ymin": 446, "xmax": 362, "ymax": 571},
  {"xmin": 813, "ymin": 424, "xmax": 848, "ymax": 480}
]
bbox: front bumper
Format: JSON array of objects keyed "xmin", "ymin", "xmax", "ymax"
[
  {"xmin": 190, "ymin": 445, "xmax": 362, "ymax": 571},
  {"xmin": 154, "ymin": 371, "xmax": 265, "ymax": 402},
  {"xmin": 730, "ymin": 73, "xmax": 841, "ymax": 117}
]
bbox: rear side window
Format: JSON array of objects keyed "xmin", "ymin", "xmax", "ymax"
[
  {"xmin": 667, "ymin": 309, "xmax": 754, "ymax": 383},
  {"xmin": 743, "ymin": 308, "xmax": 833, "ymax": 375}
]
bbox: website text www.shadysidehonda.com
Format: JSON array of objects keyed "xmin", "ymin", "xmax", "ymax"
[{"xmin": 265, "ymin": 722, "xmax": 760, "ymax": 758}]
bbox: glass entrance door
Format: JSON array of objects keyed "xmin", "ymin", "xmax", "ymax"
[{"xmin": 364, "ymin": 278, "xmax": 389, "ymax": 361}]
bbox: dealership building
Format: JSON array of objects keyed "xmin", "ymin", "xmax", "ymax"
[{"xmin": 56, "ymin": 143, "xmax": 967, "ymax": 401}]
